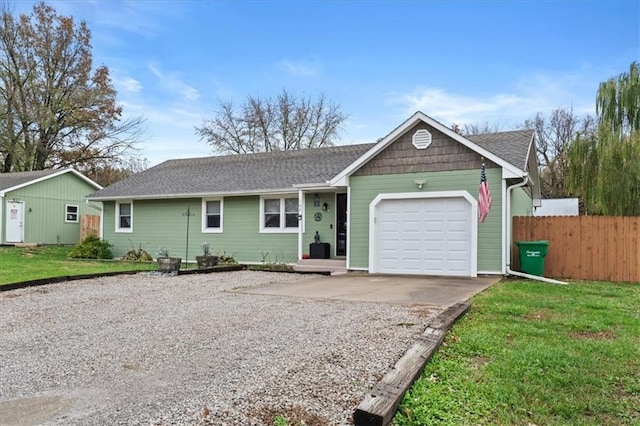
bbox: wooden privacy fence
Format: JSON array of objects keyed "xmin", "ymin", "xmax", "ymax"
[
  {"xmin": 512, "ymin": 216, "xmax": 640, "ymax": 282},
  {"xmin": 80, "ymin": 214, "xmax": 100, "ymax": 240}
]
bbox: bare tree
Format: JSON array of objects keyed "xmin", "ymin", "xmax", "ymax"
[
  {"xmin": 196, "ymin": 90, "xmax": 349, "ymax": 154},
  {"xmin": 79, "ymin": 155, "xmax": 150, "ymax": 187},
  {"xmin": 524, "ymin": 108, "xmax": 596, "ymax": 199},
  {"xmin": 460, "ymin": 121, "xmax": 504, "ymax": 135},
  {"xmin": 0, "ymin": 2, "xmax": 144, "ymax": 173}
]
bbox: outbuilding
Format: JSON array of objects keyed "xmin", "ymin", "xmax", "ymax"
[{"xmin": 0, "ymin": 168, "xmax": 101, "ymax": 245}]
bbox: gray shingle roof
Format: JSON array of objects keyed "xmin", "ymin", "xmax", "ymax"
[
  {"xmin": 87, "ymin": 144, "xmax": 376, "ymax": 199},
  {"xmin": 467, "ymin": 130, "xmax": 533, "ymax": 170},
  {"xmin": 0, "ymin": 169, "xmax": 61, "ymax": 192},
  {"xmin": 87, "ymin": 129, "xmax": 535, "ymax": 200}
]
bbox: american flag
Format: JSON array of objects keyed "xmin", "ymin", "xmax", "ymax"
[{"xmin": 479, "ymin": 162, "xmax": 492, "ymax": 222}]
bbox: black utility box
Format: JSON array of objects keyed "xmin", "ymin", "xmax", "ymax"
[{"xmin": 310, "ymin": 243, "xmax": 330, "ymax": 259}]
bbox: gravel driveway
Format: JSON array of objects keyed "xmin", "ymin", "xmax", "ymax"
[{"xmin": 0, "ymin": 271, "xmax": 442, "ymax": 425}]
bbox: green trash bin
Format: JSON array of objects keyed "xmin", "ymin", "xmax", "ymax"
[{"xmin": 515, "ymin": 240, "xmax": 549, "ymax": 276}]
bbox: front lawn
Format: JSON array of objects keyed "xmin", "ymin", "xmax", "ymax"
[
  {"xmin": 0, "ymin": 246, "xmax": 156, "ymax": 286},
  {"xmin": 394, "ymin": 280, "xmax": 640, "ymax": 425}
]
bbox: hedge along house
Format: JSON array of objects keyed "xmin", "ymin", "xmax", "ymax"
[
  {"xmin": 86, "ymin": 112, "xmax": 540, "ymax": 276},
  {"xmin": 0, "ymin": 168, "xmax": 102, "ymax": 245}
]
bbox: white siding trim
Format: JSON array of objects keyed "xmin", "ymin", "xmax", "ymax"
[
  {"xmin": 368, "ymin": 191, "xmax": 478, "ymax": 276},
  {"xmin": 346, "ymin": 186, "xmax": 352, "ymax": 269}
]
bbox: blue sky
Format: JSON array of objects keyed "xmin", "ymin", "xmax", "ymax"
[{"xmin": 14, "ymin": 0, "xmax": 640, "ymax": 166}]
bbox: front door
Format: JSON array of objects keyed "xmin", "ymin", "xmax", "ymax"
[
  {"xmin": 6, "ymin": 200, "xmax": 24, "ymax": 243},
  {"xmin": 336, "ymin": 193, "xmax": 347, "ymax": 256}
]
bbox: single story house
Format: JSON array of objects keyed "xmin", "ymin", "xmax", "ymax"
[
  {"xmin": 86, "ymin": 112, "xmax": 540, "ymax": 277},
  {"xmin": 0, "ymin": 168, "xmax": 102, "ymax": 245}
]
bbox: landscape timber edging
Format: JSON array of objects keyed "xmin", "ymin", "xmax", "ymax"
[
  {"xmin": 353, "ymin": 301, "xmax": 471, "ymax": 426},
  {"xmin": 0, "ymin": 264, "xmax": 249, "ymax": 291}
]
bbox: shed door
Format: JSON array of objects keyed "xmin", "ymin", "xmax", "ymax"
[
  {"xmin": 375, "ymin": 197, "xmax": 472, "ymax": 276},
  {"xmin": 6, "ymin": 200, "xmax": 24, "ymax": 243}
]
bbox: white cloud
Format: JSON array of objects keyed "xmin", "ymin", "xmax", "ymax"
[
  {"xmin": 390, "ymin": 71, "xmax": 597, "ymax": 129},
  {"xmin": 114, "ymin": 76, "xmax": 143, "ymax": 93},
  {"xmin": 278, "ymin": 59, "xmax": 320, "ymax": 77},
  {"xmin": 148, "ymin": 62, "xmax": 201, "ymax": 101}
]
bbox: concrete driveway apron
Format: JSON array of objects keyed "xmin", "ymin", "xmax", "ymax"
[{"xmin": 235, "ymin": 273, "xmax": 500, "ymax": 306}]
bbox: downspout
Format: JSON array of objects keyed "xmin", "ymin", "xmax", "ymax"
[{"xmin": 505, "ymin": 177, "xmax": 567, "ymax": 285}]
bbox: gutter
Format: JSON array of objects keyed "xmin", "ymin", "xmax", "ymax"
[{"xmin": 505, "ymin": 176, "xmax": 567, "ymax": 285}]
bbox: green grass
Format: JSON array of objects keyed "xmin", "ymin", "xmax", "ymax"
[
  {"xmin": 395, "ymin": 279, "xmax": 640, "ymax": 426},
  {"xmin": 0, "ymin": 245, "xmax": 157, "ymax": 286}
]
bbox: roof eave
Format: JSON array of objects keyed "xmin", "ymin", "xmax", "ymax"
[
  {"xmin": 1, "ymin": 168, "xmax": 101, "ymax": 196},
  {"xmin": 85, "ymin": 186, "xmax": 315, "ymax": 201}
]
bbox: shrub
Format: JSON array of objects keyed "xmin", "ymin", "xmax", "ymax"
[
  {"xmin": 216, "ymin": 251, "xmax": 238, "ymax": 265},
  {"xmin": 121, "ymin": 241, "xmax": 153, "ymax": 262},
  {"xmin": 68, "ymin": 235, "xmax": 113, "ymax": 259}
]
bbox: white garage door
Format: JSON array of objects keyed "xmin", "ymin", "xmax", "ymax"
[{"xmin": 375, "ymin": 197, "xmax": 473, "ymax": 276}]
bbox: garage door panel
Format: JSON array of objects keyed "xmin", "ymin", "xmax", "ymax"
[{"xmin": 375, "ymin": 196, "xmax": 472, "ymax": 276}]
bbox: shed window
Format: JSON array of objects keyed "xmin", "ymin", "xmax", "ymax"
[{"xmin": 65, "ymin": 204, "xmax": 79, "ymax": 223}]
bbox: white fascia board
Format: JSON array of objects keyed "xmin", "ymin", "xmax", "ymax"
[
  {"xmin": 330, "ymin": 111, "xmax": 525, "ymax": 184},
  {"xmin": 292, "ymin": 183, "xmax": 338, "ymax": 191},
  {"xmin": 85, "ymin": 188, "xmax": 307, "ymax": 201},
  {"xmin": 0, "ymin": 168, "xmax": 101, "ymax": 196}
]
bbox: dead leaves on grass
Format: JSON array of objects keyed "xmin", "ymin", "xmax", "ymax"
[{"xmin": 250, "ymin": 404, "xmax": 329, "ymax": 426}]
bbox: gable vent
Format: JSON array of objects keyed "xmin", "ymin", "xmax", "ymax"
[{"xmin": 412, "ymin": 129, "xmax": 432, "ymax": 150}]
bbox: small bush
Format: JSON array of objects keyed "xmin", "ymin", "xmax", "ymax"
[
  {"xmin": 68, "ymin": 235, "xmax": 113, "ymax": 259},
  {"xmin": 216, "ymin": 250, "xmax": 238, "ymax": 265},
  {"xmin": 121, "ymin": 241, "xmax": 153, "ymax": 262}
]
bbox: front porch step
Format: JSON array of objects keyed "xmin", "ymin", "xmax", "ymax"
[{"xmin": 294, "ymin": 259, "xmax": 347, "ymax": 275}]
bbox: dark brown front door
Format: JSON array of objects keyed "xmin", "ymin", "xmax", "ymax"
[{"xmin": 336, "ymin": 193, "xmax": 347, "ymax": 256}]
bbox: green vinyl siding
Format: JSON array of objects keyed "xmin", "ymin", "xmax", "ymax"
[
  {"xmin": 349, "ymin": 168, "xmax": 503, "ymax": 273},
  {"xmin": 511, "ymin": 186, "xmax": 533, "ymax": 217},
  {"xmin": 3, "ymin": 173, "xmax": 98, "ymax": 244},
  {"xmin": 103, "ymin": 196, "xmax": 298, "ymax": 263}
]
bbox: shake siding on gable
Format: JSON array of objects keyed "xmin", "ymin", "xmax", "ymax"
[
  {"xmin": 354, "ymin": 122, "xmax": 499, "ymax": 176},
  {"xmin": 349, "ymin": 167, "xmax": 503, "ymax": 274}
]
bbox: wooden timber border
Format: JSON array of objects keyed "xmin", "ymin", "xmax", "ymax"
[{"xmin": 353, "ymin": 301, "xmax": 470, "ymax": 426}]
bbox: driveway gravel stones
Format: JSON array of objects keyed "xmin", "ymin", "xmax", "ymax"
[{"xmin": 0, "ymin": 271, "xmax": 442, "ymax": 425}]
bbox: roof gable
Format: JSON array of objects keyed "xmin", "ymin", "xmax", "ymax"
[
  {"xmin": 0, "ymin": 168, "xmax": 101, "ymax": 196},
  {"xmin": 330, "ymin": 112, "xmax": 530, "ymax": 185}
]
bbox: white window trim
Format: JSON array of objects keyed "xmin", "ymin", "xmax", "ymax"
[
  {"xmin": 201, "ymin": 198, "xmax": 223, "ymax": 233},
  {"xmin": 65, "ymin": 204, "xmax": 79, "ymax": 223},
  {"xmin": 259, "ymin": 195, "xmax": 299, "ymax": 233},
  {"xmin": 115, "ymin": 200, "xmax": 133, "ymax": 233}
]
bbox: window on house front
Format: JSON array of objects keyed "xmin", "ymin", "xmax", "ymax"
[
  {"xmin": 261, "ymin": 196, "xmax": 299, "ymax": 232},
  {"xmin": 116, "ymin": 201, "xmax": 132, "ymax": 232},
  {"xmin": 65, "ymin": 204, "xmax": 79, "ymax": 223},
  {"xmin": 202, "ymin": 199, "xmax": 223, "ymax": 232}
]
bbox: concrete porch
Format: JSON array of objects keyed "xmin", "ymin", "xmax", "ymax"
[{"xmin": 294, "ymin": 259, "xmax": 347, "ymax": 275}]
